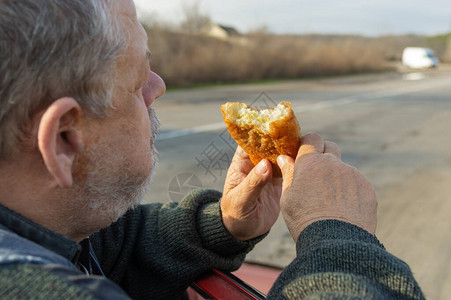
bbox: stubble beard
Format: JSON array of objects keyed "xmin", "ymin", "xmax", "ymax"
[{"xmin": 70, "ymin": 107, "xmax": 160, "ymax": 235}]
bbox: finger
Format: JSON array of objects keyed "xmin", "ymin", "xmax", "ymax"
[
  {"xmin": 297, "ymin": 133, "xmax": 325, "ymax": 159},
  {"xmin": 235, "ymin": 159, "xmax": 272, "ymax": 211},
  {"xmin": 277, "ymin": 155, "xmax": 295, "ymax": 192},
  {"xmin": 324, "ymin": 141, "xmax": 341, "ymax": 159},
  {"xmin": 231, "ymin": 146, "xmax": 254, "ymax": 174},
  {"xmin": 235, "ymin": 145, "xmax": 249, "ymax": 159},
  {"xmin": 224, "ymin": 147, "xmax": 255, "ymax": 192}
]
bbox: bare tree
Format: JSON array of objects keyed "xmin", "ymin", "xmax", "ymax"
[{"xmin": 180, "ymin": 0, "xmax": 211, "ymax": 33}]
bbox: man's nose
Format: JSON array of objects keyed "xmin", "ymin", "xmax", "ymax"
[{"xmin": 143, "ymin": 71, "xmax": 166, "ymax": 107}]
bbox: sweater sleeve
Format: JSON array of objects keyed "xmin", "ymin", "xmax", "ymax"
[
  {"xmin": 267, "ymin": 220, "xmax": 425, "ymax": 299},
  {"xmin": 90, "ymin": 189, "xmax": 262, "ymax": 300}
]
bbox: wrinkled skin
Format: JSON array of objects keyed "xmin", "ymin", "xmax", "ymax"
[
  {"xmin": 221, "ymin": 147, "xmax": 282, "ymax": 241},
  {"xmin": 277, "ymin": 133, "xmax": 377, "ymax": 242}
]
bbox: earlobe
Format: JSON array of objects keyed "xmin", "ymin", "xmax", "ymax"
[{"xmin": 38, "ymin": 98, "xmax": 83, "ymax": 188}]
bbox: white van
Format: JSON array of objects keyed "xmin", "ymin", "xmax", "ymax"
[{"xmin": 402, "ymin": 47, "xmax": 439, "ymax": 69}]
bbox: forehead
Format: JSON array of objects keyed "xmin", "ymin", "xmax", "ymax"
[
  {"xmin": 110, "ymin": 0, "xmax": 139, "ymax": 25},
  {"xmin": 110, "ymin": 0, "xmax": 148, "ymax": 80}
]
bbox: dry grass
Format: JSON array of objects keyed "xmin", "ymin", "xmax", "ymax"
[{"xmin": 145, "ymin": 27, "xmax": 429, "ymax": 87}]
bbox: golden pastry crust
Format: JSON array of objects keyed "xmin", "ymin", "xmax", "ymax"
[{"xmin": 221, "ymin": 101, "xmax": 301, "ymax": 177}]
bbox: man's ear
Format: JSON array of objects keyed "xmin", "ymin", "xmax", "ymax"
[{"xmin": 38, "ymin": 97, "xmax": 83, "ymax": 188}]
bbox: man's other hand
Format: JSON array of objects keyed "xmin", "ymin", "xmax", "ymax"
[
  {"xmin": 221, "ymin": 147, "xmax": 282, "ymax": 241},
  {"xmin": 277, "ymin": 133, "xmax": 377, "ymax": 242}
]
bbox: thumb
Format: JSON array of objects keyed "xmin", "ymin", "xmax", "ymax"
[
  {"xmin": 277, "ymin": 155, "xmax": 295, "ymax": 192},
  {"xmin": 235, "ymin": 159, "xmax": 272, "ymax": 210}
]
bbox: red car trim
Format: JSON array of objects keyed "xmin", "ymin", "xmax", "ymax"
[{"xmin": 190, "ymin": 269, "xmax": 266, "ymax": 300}]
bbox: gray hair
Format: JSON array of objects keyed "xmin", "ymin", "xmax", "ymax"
[{"xmin": 0, "ymin": 0, "xmax": 127, "ymax": 157}]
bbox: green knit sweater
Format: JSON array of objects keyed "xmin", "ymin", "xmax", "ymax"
[
  {"xmin": 0, "ymin": 189, "xmax": 261, "ymax": 299},
  {"xmin": 268, "ymin": 220, "xmax": 425, "ymax": 299},
  {"xmin": 0, "ymin": 189, "xmax": 425, "ymax": 299},
  {"xmin": 89, "ymin": 189, "xmax": 261, "ymax": 299}
]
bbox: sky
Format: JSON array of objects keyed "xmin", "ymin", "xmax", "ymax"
[{"xmin": 134, "ymin": 0, "xmax": 451, "ymax": 37}]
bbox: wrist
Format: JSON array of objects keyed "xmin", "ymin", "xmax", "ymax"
[
  {"xmin": 198, "ymin": 200, "xmax": 251, "ymax": 255},
  {"xmin": 295, "ymin": 219, "xmax": 383, "ymax": 253}
]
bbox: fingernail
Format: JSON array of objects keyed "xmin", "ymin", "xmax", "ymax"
[
  {"xmin": 256, "ymin": 160, "xmax": 268, "ymax": 175},
  {"xmin": 277, "ymin": 156, "xmax": 287, "ymax": 168}
]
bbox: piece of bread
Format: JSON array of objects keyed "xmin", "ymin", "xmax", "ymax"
[{"xmin": 221, "ymin": 101, "xmax": 301, "ymax": 177}]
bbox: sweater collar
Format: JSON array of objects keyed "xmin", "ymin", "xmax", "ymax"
[{"xmin": 0, "ymin": 203, "xmax": 81, "ymax": 263}]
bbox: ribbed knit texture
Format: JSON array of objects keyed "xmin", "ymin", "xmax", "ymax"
[
  {"xmin": 267, "ymin": 220, "xmax": 425, "ymax": 299},
  {"xmin": 0, "ymin": 191, "xmax": 426, "ymax": 299},
  {"xmin": 90, "ymin": 189, "xmax": 261, "ymax": 299}
]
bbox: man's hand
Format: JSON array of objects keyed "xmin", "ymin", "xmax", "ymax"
[
  {"xmin": 221, "ymin": 147, "xmax": 282, "ymax": 241},
  {"xmin": 277, "ymin": 133, "xmax": 377, "ymax": 242}
]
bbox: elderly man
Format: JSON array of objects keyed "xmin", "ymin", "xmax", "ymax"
[{"xmin": 0, "ymin": 0, "xmax": 424, "ymax": 299}]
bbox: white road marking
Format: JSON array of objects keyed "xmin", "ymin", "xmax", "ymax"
[
  {"xmin": 157, "ymin": 122, "xmax": 226, "ymax": 140},
  {"xmin": 402, "ymin": 73, "xmax": 427, "ymax": 81},
  {"xmin": 293, "ymin": 77, "xmax": 450, "ymax": 112},
  {"xmin": 157, "ymin": 78, "xmax": 450, "ymax": 141}
]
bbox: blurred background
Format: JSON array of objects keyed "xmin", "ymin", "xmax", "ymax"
[
  {"xmin": 136, "ymin": 1, "xmax": 451, "ymax": 299},
  {"xmin": 134, "ymin": 0, "xmax": 451, "ymax": 86}
]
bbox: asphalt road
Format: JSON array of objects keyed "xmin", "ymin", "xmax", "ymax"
[{"xmin": 147, "ymin": 65, "xmax": 451, "ymax": 299}]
